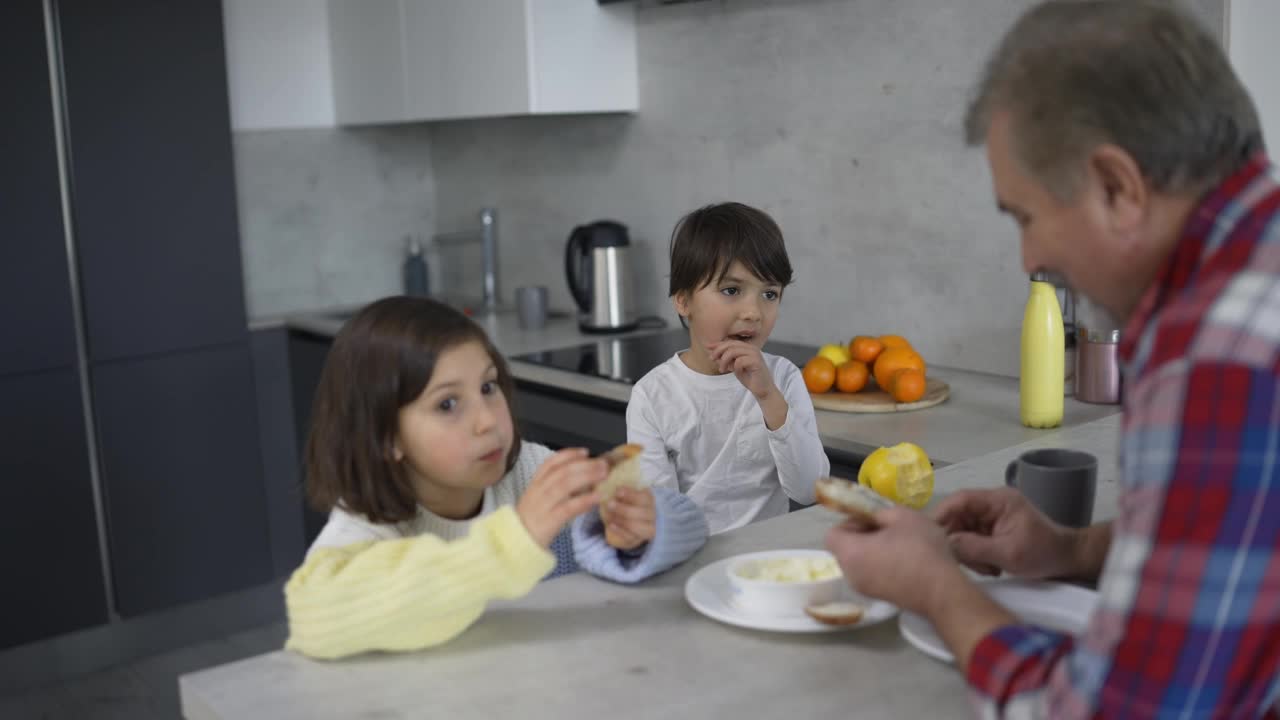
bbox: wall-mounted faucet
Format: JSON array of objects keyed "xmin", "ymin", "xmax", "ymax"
[{"xmin": 432, "ymin": 207, "xmax": 500, "ymax": 311}]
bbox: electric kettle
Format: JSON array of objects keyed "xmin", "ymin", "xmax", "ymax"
[{"xmin": 565, "ymin": 220, "xmax": 638, "ymax": 333}]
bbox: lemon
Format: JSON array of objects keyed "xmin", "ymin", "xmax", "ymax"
[
  {"xmin": 817, "ymin": 343, "xmax": 851, "ymax": 366},
  {"xmin": 857, "ymin": 442, "xmax": 934, "ymax": 509}
]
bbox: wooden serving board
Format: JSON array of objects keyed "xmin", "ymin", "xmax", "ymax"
[{"xmin": 810, "ymin": 377, "xmax": 950, "ymax": 414}]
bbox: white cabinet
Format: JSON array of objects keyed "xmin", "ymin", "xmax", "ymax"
[
  {"xmin": 222, "ymin": 0, "xmax": 337, "ymax": 131},
  {"xmin": 328, "ymin": 0, "xmax": 638, "ymax": 125}
]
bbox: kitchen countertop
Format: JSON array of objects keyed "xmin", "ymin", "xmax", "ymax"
[
  {"xmin": 284, "ymin": 305, "xmax": 674, "ymax": 355},
  {"xmin": 284, "ymin": 309, "xmax": 1120, "ymax": 466},
  {"xmin": 178, "ymin": 309, "xmax": 1127, "ymax": 717},
  {"xmin": 178, "ymin": 415, "xmax": 1122, "ymax": 719},
  {"xmin": 933, "ymin": 413, "xmax": 1121, "ymax": 522}
]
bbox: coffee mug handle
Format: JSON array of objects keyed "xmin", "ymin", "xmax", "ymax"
[{"xmin": 1005, "ymin": 461, "xmax": 1017, "ymax": 487}]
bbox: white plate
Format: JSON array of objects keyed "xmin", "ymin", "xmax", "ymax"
[
  {"xmin": 684, "ymin": 554, "xmax": 898, "ymax": 633},
  {"xmin": 899, "ymin": 577, "xmax": 1100, "ymax": 663}
]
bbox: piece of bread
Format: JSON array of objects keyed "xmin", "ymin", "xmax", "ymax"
[
  {"xmin": 814, "ymin": 476, "xmax": 894, "ymax": 524},
  {"xmin": 596, "ymin": 443, "xmax": 646, "ymax": 548},
  {"xmin": 597, "ymin": 443, "xmax": 645, "ymax": 504},
  {"xmin": 805, "ymin": 601, "xmax": 866, "ymax": 626}
]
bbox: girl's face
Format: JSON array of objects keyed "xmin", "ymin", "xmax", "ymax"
[{"xmin": 393, "ymin": 340, "xmax": 515, "ymax": 510}]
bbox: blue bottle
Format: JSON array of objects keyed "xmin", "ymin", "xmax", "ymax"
[{"xmin": 404, "ymin": 236, "xmax": 429, "ymax": 297}]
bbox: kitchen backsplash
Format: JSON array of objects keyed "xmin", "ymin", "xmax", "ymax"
[
  {"xmin": 233, "ymin": 0, "xmax": 1222, "ymax": 376},
  {"xmin": 233, "ymin": 125, "xmax": 435, "ymax": 319}
]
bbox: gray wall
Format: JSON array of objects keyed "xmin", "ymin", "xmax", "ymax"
[
  {"xmin": 233, "ymin": 0, "xmax": 1223, "ymax": 376},
  {"xmin": 429, "ymin": 0, "xmax": 1224, "ymax": 377},
  {"xmin": 233, "ymin": 126, "xmax": 436, "ymax": 319}
]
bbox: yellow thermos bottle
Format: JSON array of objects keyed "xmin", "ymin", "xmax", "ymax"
[{"xmin": 1021, "ymin": 272, "xmax": 1064, "ymax": 428}]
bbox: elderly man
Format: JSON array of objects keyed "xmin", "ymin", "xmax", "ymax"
[{"xmin": 826, "ymin": 2, "xmax": 1280, "ymax": 718}]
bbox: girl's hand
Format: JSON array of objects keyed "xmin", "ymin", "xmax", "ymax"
[
  {"xmin": 601, "ymin": 486, "xmax": 656, "ymax": 550},
  {"xmin": 516, "ymin": 448, "xmax": 606, "ymax": 548},
  {"xmin": 707, "ymin": 340, "xmax": 777, "ymax": 399}
]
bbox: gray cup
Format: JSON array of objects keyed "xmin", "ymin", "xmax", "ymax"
[
  {"xmin": 515, "ymin": 286, "xmax": 549, "ymax": 330},
  {"xmin": 1005, "ymin": 448, "xmax": 1097, "ymax": 528}
]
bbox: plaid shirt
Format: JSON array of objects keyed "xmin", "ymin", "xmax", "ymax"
[{"xmin": 967, "ymin": 156, "xmax": 1280, "ymax": 719}]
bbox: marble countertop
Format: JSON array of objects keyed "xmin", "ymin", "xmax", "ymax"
[
  {"xmin": 180, "ymin": 505, "xmax": 960, "ymax": 720},
  {"xmin": 283, "ymin": 305, "xmax": 673, "ymax": 357},
  {"xmin": 931, "ymin": 413, "xmax": 1122, "ymax": 523},
  {"xmin": 179, "ymin": 414, "xmax": 1123, "ymax": 719}
]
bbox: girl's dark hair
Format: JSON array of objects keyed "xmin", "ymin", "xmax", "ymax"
[
  {"xmin": 304, "ymin": 296, "xmax": 521, "ymax": 523},
  {"xmin": 667, "ymin": 202, "xmax": 795, "ymax": 298}
]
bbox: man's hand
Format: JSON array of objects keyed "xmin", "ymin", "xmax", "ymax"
[
  {"xmin": 933, "ymin": 487, "xmax": 1100, "ymax": 581},
  {"xmin": 601, "ymin": 486, "xmax": 656, "ymax": 551},
  {"xmin": 824, "ymin": 507, "xmax": 961, "ymax": 616},
  {"xmin": 826, "ymin": 506, "xmax": 1015, "ymax": 672}
]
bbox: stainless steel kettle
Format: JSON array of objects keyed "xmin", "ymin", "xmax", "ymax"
[{"xmin": 565, "ymin": 221, "xmax": 638, "ymax": 333}]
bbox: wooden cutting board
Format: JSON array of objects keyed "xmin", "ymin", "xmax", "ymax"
[{"xmin": 810, "ymin": 377, "xmax": 950, "ymax": 413}]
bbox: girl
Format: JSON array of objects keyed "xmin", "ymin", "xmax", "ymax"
[{"xmin": 286, "ymin": 297, "xmax": 708, "ymax": 659}]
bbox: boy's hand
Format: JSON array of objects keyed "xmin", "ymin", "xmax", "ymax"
[
  {"xmin": 517, "ymin": 448, "xmax": 605, "ymax": 548},
  {"xmin": 708, "ymin": 340, "xmax": 789, "ymax": 430},
  {"xmin": 708, "ymin": 340, "xmax": 777, "ymax": 399},
  {"xmin": 601, "ymin": 486, "xmax": 656, "ymax": 551}
]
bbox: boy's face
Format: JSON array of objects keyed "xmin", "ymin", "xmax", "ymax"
[{"xmin": 674, "ymin": 260, "xmax": 782, "ymax": 363}]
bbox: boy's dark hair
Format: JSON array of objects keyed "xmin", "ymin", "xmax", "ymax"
[
  {"xmin": 667, "ymin": 202, "xmax": 794, "ymax": 298},
  {"xmin": 304, "ymin": 296, "xmax": 521, "ymax": 524}
]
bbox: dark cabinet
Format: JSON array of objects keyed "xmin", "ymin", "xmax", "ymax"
[
  {"xmin": 249, "ymin": 327, "xmax": 307, "ymax": 576},
  {"xmin": 58, "ymin": 0, "xmax": 249, "ymax": 362},
  {"xmin": 93, "ymin": 346, "xmax": 272, "ymax": 616},
  {"xmin": 0, "ymin": 0, "xmax": 275, "ymax": 646},
  {"xmin": 0, "ymin": 369, "xmax": 108, "ymax": 649},
  {"xmin": 287, "ymin": 331, "xmax": 334, "ymax": 546},
  {"xmin": 514, "ymin": 382, "xmax": 627, "ymax": 455},
  {"xmin": 0, "ymin": 0, "xmax": 78, "ymax": 377}
]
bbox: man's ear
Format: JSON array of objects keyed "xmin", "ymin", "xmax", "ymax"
[{"xmin": 1088, "ymin": 143, "xmax": 1147, "ymax": 233}]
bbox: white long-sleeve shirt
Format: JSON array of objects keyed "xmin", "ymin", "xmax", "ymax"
[{"xmin": 626, "ymin": 352, "xmax": 830, "ymax": 534}]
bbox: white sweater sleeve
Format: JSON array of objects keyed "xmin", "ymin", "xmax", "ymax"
[
  {"xmin": 625, "ymin": 382, "xmax": 680, "ymax": 493},
  {"xmin": 767, "ymin": 360, "xmax": 830, "ymax": 504}
]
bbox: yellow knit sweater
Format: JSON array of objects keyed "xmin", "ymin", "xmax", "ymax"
[{"xmin": 284, "ymin": 506, "xmax": 553, "ymax": 660}]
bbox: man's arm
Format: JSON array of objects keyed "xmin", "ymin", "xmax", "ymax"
[
  {"xmin": 967, "ymin": 361, "xmax": 1280, "ymax": 718},
  {"xmin": 924, "ymin": 564, "xmax": 1019, "ymax": 674}
]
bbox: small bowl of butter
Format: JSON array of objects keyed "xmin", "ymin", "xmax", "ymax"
[{"xmin": 726, "ymin": 550, "xmax": 845, "ymax": 616}]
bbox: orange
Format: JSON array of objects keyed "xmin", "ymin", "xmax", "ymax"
[
  {"xmin": 889, "ymin": 368, "xmax": 927, "ymax": 403},
  {"xmin": 835, "ymin": 360, "xmax": 869, "ymax": 393},
  {"xmin": 848, "ymin": 336, "xmax": 885, "ymax": 365},
  {"xmin": 878, "ymin": 334, "xmax": 913, "ymax": 351},
  {"xmin": 803, "ymin": 356, "xmax": 837, "ymax": 393},
  {"xmin": 873, "ymin": 347, "xmax": 926, "ymax": 389}
]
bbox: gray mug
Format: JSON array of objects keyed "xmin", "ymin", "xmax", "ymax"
[
  {"xmin": 516, "ymin": 285, "xmax": 549, "ymax": 330},
  {"xmin": 1005, "ymin": 448, "xmax": 1097, "ymax": 528}
]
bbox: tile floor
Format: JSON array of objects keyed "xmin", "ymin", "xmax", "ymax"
[{"xmin": 0, "ymin": 622, "xmax": 287, "ymax": 719}]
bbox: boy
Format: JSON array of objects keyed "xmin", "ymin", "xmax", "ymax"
[{"xmin": 626, "ymin": 202, "xmax": 829, "ymax": 534}]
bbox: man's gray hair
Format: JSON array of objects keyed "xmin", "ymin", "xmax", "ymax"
[{"xmin": 965, "ymin": 0, "xmax": 1263, "ymax": 198}]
